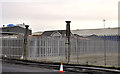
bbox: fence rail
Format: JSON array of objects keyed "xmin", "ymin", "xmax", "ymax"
[{"xmin": 1, "ymin": 36, "xmax": 119, "ymax": 67}]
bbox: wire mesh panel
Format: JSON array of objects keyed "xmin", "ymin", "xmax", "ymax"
[
  {"xmin": 1, "ymin": 35, "xmax": 119, "ymax": 67},
  {"xmin": 2, "ymin": 37, "xmax": 24, "ymax": 59},
  {"xmin": 69, "ymin": 36, "xmax": 118, "ymax": 66},
  {"xmin": 27, "ymin": 36, "xmax": 66, "ymax": 63},
  {"xmin": 105, "ymin": 37, "xmax": 118, "ymax": 66}
]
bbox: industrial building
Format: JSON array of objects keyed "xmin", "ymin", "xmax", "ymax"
[
  {"xmin": 0, "ymin": 24, "xmax": 32, "ymax": 36},
  {"xmin": 41, "ymin": 30, "xmax": 73, "ymax": 37},
  {"xmin": 72, "ymin": 27, "xmax": 120, "ymax": 40},
  {"xmin": 72, "ymin": 27, "xmax": 119, "ymax": 36}
]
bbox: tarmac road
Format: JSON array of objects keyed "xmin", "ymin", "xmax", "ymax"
[
  {"xmin": 2, "ymin": 62, "xmax": 87, "ymax": 74},
  {"xmin": 2, "ymin": 62, "xmax": 58, "ymax": 72}
]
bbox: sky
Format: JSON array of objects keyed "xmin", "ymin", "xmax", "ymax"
[{"xmin": 0, "ymin": 0, "xmax": 120, "ymax": 32}]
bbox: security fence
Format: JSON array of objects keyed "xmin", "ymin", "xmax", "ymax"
[
  {"xmin": 1, "ymin": 36, "xmax": 119, "ymax": 67},
  {"xmin": 2, "ymin": 37, "xmax": 24, "ymax": 58}
]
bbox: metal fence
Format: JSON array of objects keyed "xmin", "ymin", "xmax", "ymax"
[
  {"xmin": 2, "ymin": 37, "xmax": 24, "ymax": 58},
  {"xmin": 1, "ymin": 36, "xmax": 119, "ymax": 67}
]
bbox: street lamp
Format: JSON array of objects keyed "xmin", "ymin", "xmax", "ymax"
[{"xmin": 103, "ymin": 19, "xmax": 106, "ymax": 28}]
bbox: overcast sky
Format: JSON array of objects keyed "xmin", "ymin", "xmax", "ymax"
[{"xmin": 0, "ymin": 0, "xmax": 120, "ymax": 32}]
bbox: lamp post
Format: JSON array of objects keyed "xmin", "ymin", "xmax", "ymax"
[
  {"xmin": 103, "ymin": 19, "xmax": 106, "ymax": 28},
  {"xmin": 103, "ymin": 19, "xmax": 106, "ymax": 66}
]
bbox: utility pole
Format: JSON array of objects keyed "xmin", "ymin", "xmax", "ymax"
[
  {"xmin": 23, "ymin": 25, "xmax": 29, "ymax": 60},
  {"xmin": 66, "ymin": 21, "xmax": 71, "ymax": 64},
  {"xmin": 103, "ymin": 19, "xmax": 106, "ymax": 66}
]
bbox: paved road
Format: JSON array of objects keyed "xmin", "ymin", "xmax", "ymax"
[
  {"xmin": 2, "ymin": 62, "xmax": 87, "ymax": 74},
  {"xmin": 2, "ymin": 62, "xmax": 58, "ymax": 72}
]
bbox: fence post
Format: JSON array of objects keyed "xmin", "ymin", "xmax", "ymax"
[
  {"xmin": 76, "ymin": 38, "xmax": 79, "ymax": 64},
  {"xmin": 37, "ymin": 36, "xmax": 39, "ymax": 57},
  {"xmin": 0, "ymin": 29, "xmax": 2, "ymax": 59},
  {"xmin": 23, "ymin": 25, "xmax": 29, "ymax": 60},
  {"xmin": 104, "ymin": 36, "xmax": 106, "ymax": 66},
  {"xmin": 66, "ymin": 21, "xmax": 71, "ymax": 64},
  {"xmin": 58, "ymin": 38, "xmax": 60, "ymax": 56}
]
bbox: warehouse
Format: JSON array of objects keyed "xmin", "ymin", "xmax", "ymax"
[{"xmin": 72, "ymin": 27, "xmax": 120, "ymax": 40}]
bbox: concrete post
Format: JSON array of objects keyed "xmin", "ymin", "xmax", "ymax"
[
  {"xmin": 23, "ymin": 25, "xmax": 29, "ymax": 60},
  {"xmin": 66, "ymin": 21, "xmax": 71, "ymax": 63}
]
